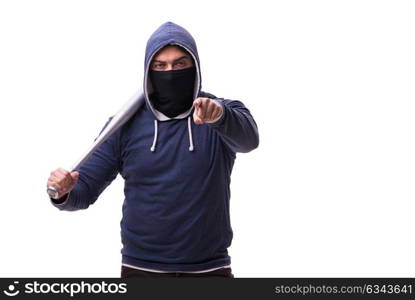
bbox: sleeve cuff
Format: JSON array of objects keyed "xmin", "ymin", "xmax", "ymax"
[{"xmin": 50, "ymin": 192, "xmax": 70, "ymax": 206}]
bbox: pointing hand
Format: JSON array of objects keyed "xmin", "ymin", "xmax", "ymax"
[{"xmin": 193, "ymin": 97, "xmax": 223, "ymax": 125}]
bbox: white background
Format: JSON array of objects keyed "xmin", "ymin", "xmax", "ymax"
[{"xmin": 0, "ymin": 0, "xmax": 414, "ymax": 277}]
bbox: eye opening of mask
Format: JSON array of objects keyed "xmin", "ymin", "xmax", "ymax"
[{"xmin": 150, "ymin": 44, "xmax": 195, "ymax": 71}]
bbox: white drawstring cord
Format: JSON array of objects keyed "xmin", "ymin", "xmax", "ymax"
[
  {"xmin": 151, "ymin": 117, "xmax": 194, "ymax": 152},
  {"xmin": 188, "ymin": 116, "xmax": 194, "ymax": 151},
  {"xmin": 150, "ymin": 120, "xmax": 158, "ymax": 152}
]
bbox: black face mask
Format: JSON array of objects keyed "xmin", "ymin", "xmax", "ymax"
[{"xmin": 149, "ymin": 66, "xmax": 196, "ymax": 118}]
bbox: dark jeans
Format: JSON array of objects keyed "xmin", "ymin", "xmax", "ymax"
[{"xmin": 121, "ymin": 265, "xmax": 234, "ymax": 278}]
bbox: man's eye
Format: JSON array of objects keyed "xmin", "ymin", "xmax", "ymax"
[
  {"xmin": 173, "ymin": 61, "xmax": 187, "ymax": 69},
  {"xmin": 153, "ymin": 63, "xmax": 164, "ymax": 69}
]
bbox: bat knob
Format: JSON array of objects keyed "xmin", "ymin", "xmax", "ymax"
[{"xmin": 47, "ymin": 186, "xmax": 59, "ymax": 199}]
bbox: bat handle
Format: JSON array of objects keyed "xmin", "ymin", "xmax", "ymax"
[{"xmin": 47, "ymin": 186, "xmax": 60, "ymax": 199}]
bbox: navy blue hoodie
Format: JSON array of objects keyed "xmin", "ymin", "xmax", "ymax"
[{"xmin": 52, "ymin": 22, "xmax": 259, "ymax": 272}]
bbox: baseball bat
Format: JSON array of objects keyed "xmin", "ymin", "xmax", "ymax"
[{"xmin": 47, "ymin": 89, "xmax": 145, "ymax": 199}]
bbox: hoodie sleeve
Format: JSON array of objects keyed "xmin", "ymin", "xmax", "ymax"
[
  {"xmin": 208, "ymin": 98, "xmax": 259, "ymax": 153},
  {"xmin": 50, "ymin": 118, "xmax": 121, "ymax": 211}
]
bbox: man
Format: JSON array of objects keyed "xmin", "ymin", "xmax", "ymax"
[{"xmin": 47, "ymin": 22, "xmax": 259, "ymax": 278}]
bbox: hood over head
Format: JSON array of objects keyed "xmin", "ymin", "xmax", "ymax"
[{"xmin": 144, "ymin": 22, "xmax": 201, "ymax": 121}]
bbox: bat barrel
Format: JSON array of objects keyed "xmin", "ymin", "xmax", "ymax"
[{"xmin": 47, "ymin": 90, "xmax": 145, "ymax": 200}]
